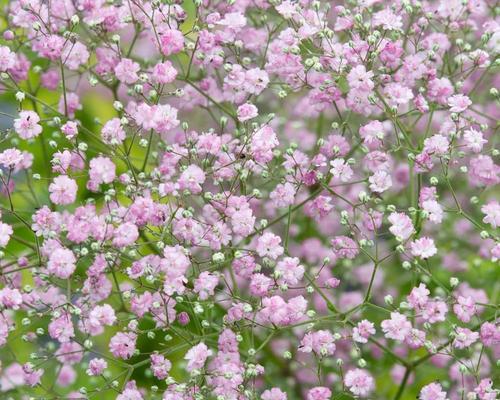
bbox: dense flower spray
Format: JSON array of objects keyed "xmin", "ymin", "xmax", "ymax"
[{"xmin": 0, "ymin": 0, "xmax": 498, "ymax": 399}]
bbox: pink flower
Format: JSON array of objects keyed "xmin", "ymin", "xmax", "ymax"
[
  {"xmin": 115, "ymin": 58, "xmax": 140, "ymax": 84},
  {"xmin": 22, "ymin": 363, "xmax": 44, "ymax": 387},
  {"xmin": 151, "ymin": 61, "xmax": 178, "ymax": 84},
  {"xmin": 48, "ymin": 313, "xmax": 74, "ymax": 343},
  {"xmin": 474, "ymin": 379, "xmax": 497, "ymax": 400},
  {"xmin": 62, "ymin": 42, "xmax": 89, "ymax": 70},
  {"xmin": 151, "ymin": 353, "xmax": 171, "ymax": 380},
  {"xmin": 47, "ymin": 248, "xmax": 77, "ymax": 279},
  {"xmin": 422, "ymin": 300, "xmax": 448, "ymax": 324},
  {"xmin": 0, "ymin": 222, "xmax": 13, "ymax": 247},
  {"xmin": 58, "ymin": 92, "xmax": 82, "ymax": 118},
  {"xmin": 49, "ymin": 175, "xmax": 78, "ymax": 205},
  {"xmin": 383, "ymin": 83, "xmax": 413, "ymax": 107},
  {"xmin": 36, "ymin": 35, "xmax": 65, "ymax": 60},
  {"xmin": 369, "ymin": 170, "xmax": 392, "ymax": 193},
  {"xmin": 275, "ymin": 257, "xmax": 304, "ymax": 285},
  {"xmin": 56, "ymin": 365, "xmax": 76, "ymax": 387},
  {"xmin": 407, "ymin": 283, "xmax": 430, "ymax": 310},
  {"xmin": 469, "ymin": 155, "xmax": 499, "ymax": 186},
  {"xmin": 237, "ymin": 103, "xmax": 258, "ymax": 122},
  {"xmin": 249, "ymin": 273, "xmax": 272, "ymax": 296},
  {"xmin": 41, "ymin": 69, "xmax": 60, "ymax": 90},
  {"xmin": 109, "ymin": 332, "xmax": 137, "ymax": 359},
  {"xmin": 480, "ymin": 322, "xmax": 500, "ymax": 347},
  {"xmin": 299, "ymin": 330, "xmax": 336, "ymax": 356},
  {"xmin": 331, "ymin": 236, "xmax": 358, "ymax": 259},
  {"xmin": 344, "ymin": 369, "xmax": 374, "ymax": 397},
  {"xmin": 381, "ymin": 312, "xmax": 412, "ymax": 341},
  {"xmin": 347, "ymin": 65, "xmax": 374, "ymax": 91},
  {"xmin": 388, "ymin": 212, "xmax": 414, "ymax": 240},
  {"xmin": 112, "ymin": 222, "xmax": 139, "ymax": 248},
  {"xmin": 0, "ymin": 148, "xmax": 24, "ymax": 169},
  {"xmin": 159, "ymin": 29, "xmax": 184, "ymax": 56},
  {"xmin": 453, "ymin": 295, "xmax": 476, "ymax": 323},
  {"xmin": 481, "ymin": 201, "xmax": 500, "ymax": 229},
  {"xmin": 463, "ymin": 129, "xmax": 487, "ymax": 153},
  {"xmin": 448, "ymin": 94, "xmax": 471, "ymax": 113},
  {"xmin": 270, "ymin": 182, "xmax": 295, "ymax": 208},
  {"xmin": 184, "ymin": 342, "xmax": 212, "ymax": 371},
  {"xmin": 359, "ymin": 120, "xmax": 385, "ymax": 149},
  {"xmin": 410, "ymin": 237, "xmax": 437, "ymax": 259},
  {"xmin": 87, "ymin": 359, "xmax": 107, "ymax": 376},
  {"xmin": 0, "ymin": 45, "xmax": 15, "ymax": 71},
  {"xmin": 89, "ymin": 156, "xmax": 116, "ymax": 186},
  {"xmin": 453, "ymin": 327, "xmax": 479, "ymax": 349},
  {"xmin": 193, "ymin": 271, "xmax": 218, "ymax": 300},
  {"xmin": 419, "ymin": 383, "xmax": 447, "ymax": 400},
  {"xmin": 244, "ymin": 68, "xmax": 269, "ymax": 95},
  {"xmin": 373, "ymin": 8, "xmax": 402, "ymax": 30},
  {"xmin": 0, "ymin": 287, "xmax": 22, "ymax": 309},
  {"xmin": 178, "ymin": 165, "xmax": 205, "ymax": 194},
  {"xmin": 251, "ymin": 126, "xmax": 279, "ymax": 163},
  {"xmin": 353, "ymin": 320, "xmax": 376, "ymax": 343},
  {"xmin": 101, "ymin": 118, "xmax": 126, "ymax": 144},
  {"xmin": 88, "ymin": 304, "xmax": 117, "ymax": 334},
  {"xmin": 61, "ymin": 121, "xmax": 78, "ymax": 139},
  {"xmin": 423, "ymin": 134, "xmax": 449, "ymax": 156},
  {"xmin": 306, "ymin": 387, "xmax": 331, "ymax": 400},
  {"xmin": 330, "ymin": 158, "xmax": 353, "ymax": 182},
  {"xmin": 14, "ymin": 111, "xmax": 43, "ymax": 140},
  {"xmin": 262, "ymin": 388, "xmax": 287, "ymax": 400},
  {"xmin": 256, "ymin": 232, "xmax": 284, "ymax": 260},
  {"xmin": 427, "ymin": 78, "xmax": 454, "ymax": 105}
]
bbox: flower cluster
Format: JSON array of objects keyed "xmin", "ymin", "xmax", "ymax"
[{"xmin": 0, "ymin": 0, "xmax": 498, "ymax": 399}]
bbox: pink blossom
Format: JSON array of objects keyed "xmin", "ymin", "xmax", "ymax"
[
  {"xmin": 47, "ymin": 248, "xmax": 77, "ymax": 279},
  {"xmin": 353, "ymin": 320, "xmax": 376, "ymax": 343},
  {"xmin": 299, "ymin": 330, "xmax": 336, "ymax": 356},
  {"xmin": 448, "ymin": 94, "xmax": 471, "ymax": 113},
  {"xmin": 307, "ymin": 387, "xmax": 331, "ymax": 400},
  {"xmin": 481, "ymin": 201, "xmax": 500, "ymax": 229},
  {"xmin": 184, "ymin": 342, "xmax": 212, "ymax": 371},
  {"xmin": 410, "ymin": 237, "xmax": 437, "ymax": 259},
  {"xmin": 109, "ymin": 332, "xmax": 137, "ymax": 359},
  {"xmin": 330, "ymin": 158, "xmax": 353, "ymax": 182},
  {"xmin": 87, "ymin": 358, "xmax": 107, "ymax": 376},
  {"xmin": 115, "ymin": 58, "xmax": 140, "ymax": 84},
  {"xmin": 262, "ymin": 388, "xmax": 287, "ymax": 400},
  {"xmin": 420, "ymin": 383, "xmax": 447, "ymax": 400},
  {"xmin": 102, "ymin": 118, "xmax": 126, "ymax": 144},
  {"xmin": 89, "ymin": 156, "xmax": 116, "ymax": 186},
  {"xmin": 237, "ymin": 103, "xmax": 258, "ymax": 122},
  {"xmin": 344, "ymin": 369, "xmax": 374, "ymax": 397},
  {"xmin": 0, "ymin": 45, "xmax": 15, "ymax": 71},
  {"xmin": 14, "ymin": 111, "xmax": 43, "ymax": 140},
  {"xmin": 151, "ymin": 61, "xmax": 178, "ymax": 84},
  {"xmin": 369, "ymin": 170, "xmax": 392, "ymax": 193},
  {"xmin": 61, "ymin": 121, "xmax": 78, "ymax": 139},
  {"xmin": 381, "ymin": 312, "xmax": 412, "ymax": 341},
  {"xmin": 112, "ymin": 222, "xmax": 139, "ymax": 248},
  {"xmin": 0, "ymin": 222, "xmax": 13, "ymax": 247},
  {"xmin": 453, "ymin": 327, "xmax": 479, "ymax": 349},
  {"xmin": 256, "ymin": 232, "xmax": 284, "ymax": 260},
  {"xmin": 159, "ymin": 29, "xmax": 184, "ymax": 56},
  {"xmin": 388, "ymin": 212, "xmax": 414, "ymax": 241},
  {"xmin": 49, "ymin": 175, "xmax": 78, "ymax": 205}
]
